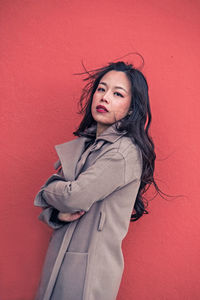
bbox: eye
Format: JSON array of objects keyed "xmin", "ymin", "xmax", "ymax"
[
  {"xmin": 114, "ymin": 92, "xmax": 124, "ymax": 98},
  {"xmin": 97, "ymin": 87, "xmax": 105, "ymax": 92}
]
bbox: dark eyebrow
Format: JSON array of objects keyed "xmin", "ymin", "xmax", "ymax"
[{"xmin": 99, "ymin": 81, "xmax": 128, "ymax": 93}]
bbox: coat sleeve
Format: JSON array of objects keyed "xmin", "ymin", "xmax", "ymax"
[
  {"xmin": 35, "ymin": 150, "xmax": 136, "ymax": 213},
  {"xmin": 37, "ymin": 207, "xmax": 69, "ymax": 229},
  {"xmin": 34, "ymin": 165, "xmax": 69, "ymax": 229}
]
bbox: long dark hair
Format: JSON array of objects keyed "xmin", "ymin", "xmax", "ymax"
[{"xmin": 74, "ymin": 60, "xmax": 162, "ymax": 221}]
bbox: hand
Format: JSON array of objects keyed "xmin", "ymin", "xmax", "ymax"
[{"xmin": 58, "ymin": 211, "xmax": 85, "ymax": 222}]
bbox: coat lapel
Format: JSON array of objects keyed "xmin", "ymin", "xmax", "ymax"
[
  {"xmin": 74, "ymin": 141, "xmax": 98, "ymax": 178},
  {"xmin": 54, "ymin": 124, "xmax": 127, "ymax": 181},
  {"xmin": 55, "ymin": 137, "xmax": 90, "ymax": 181}
]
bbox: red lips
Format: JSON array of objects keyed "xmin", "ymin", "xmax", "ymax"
[{"xmin": 96, "ymin": 105, "xmax": 108, "ymax": 113}]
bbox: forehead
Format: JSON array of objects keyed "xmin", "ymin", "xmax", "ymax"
[{"xmin": 100, "ymin": 70, "xmax": 131, "ymax": 90}]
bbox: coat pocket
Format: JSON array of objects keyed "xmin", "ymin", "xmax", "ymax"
[{"xmin": 51, "ymin": 252, "xmax": 88, "ymax": 300}]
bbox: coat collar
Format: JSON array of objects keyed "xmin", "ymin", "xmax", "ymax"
[
  {"xmin": 85, "ymin": 123, "xmax": 127, "ymax": 144},
  {"xmin": 54, "ymin": 123, "xmax": 127, "ymax": 180}
]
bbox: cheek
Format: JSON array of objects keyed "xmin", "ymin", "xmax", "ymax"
[{"xmin": 114, "ymin": 101, "xmax": 131, "ymax": 118}]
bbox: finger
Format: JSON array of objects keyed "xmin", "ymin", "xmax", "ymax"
[
  {"xmin": 58, "ymin": 211, "xmax": 85, "ymax": 222},
  {"xmin": 70, "ymin": 212, "xmax": 85, "ymax": 221},
  {"xmin": 77, "ymin": 211, "xmax": 85, "ymax": 216}
]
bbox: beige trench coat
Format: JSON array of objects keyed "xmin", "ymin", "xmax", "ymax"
[{"xmin": 34, "ymin": 124, "xmax": 142, "ymax": 300}]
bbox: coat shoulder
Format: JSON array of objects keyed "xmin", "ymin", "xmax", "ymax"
[
  {"xmin": 117, "ymin": 136, "xmax": 140, "ymax": 155},
  {"xmin": 115, "ymin": 136, "xmax": 143, "ymax": 181}
]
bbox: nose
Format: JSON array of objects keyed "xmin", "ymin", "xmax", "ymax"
[{"xmin": 101, "ymin": 91, "xmax": 110, "ymax": 103}]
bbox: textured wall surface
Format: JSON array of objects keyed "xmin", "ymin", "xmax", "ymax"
[{"xmin": 0, "ymin": 0, "xmax": 199, "ymax": 299}]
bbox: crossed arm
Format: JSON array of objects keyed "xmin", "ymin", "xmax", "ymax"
[{"xmin": 35, "ymin": 150, "xmax": 126, "ymax": 227}]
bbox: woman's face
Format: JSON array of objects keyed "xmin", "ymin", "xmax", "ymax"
[{"xmin": 91, "ymin": 70, "xmax": 132, "ymax": 136}]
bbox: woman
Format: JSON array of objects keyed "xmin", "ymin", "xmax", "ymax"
[{"xmin": 34, "ymin": 61, "xmax": 157, "ymax": 300}]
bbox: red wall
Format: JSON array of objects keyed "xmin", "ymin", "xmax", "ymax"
[{"xmin": 1, "ymin": 1, "xmax": 199, "ymax": 299}]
